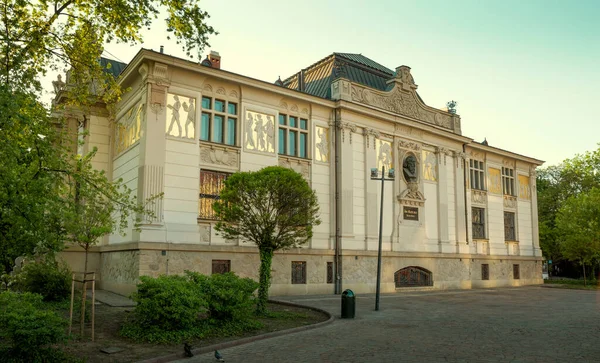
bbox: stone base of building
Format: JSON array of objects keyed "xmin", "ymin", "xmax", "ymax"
[{"xmin": 59, "ymin": 242, "xmax": 543, "ymax": 297}]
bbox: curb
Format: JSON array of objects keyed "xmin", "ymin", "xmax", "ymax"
[{"xmin": 136, "ymin": 300, "xmax": 334, "ymax": 363}]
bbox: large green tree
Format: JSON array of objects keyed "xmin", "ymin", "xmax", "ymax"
[
  {"xmin": 0, "ymin": 0, "xmax": 216, "ymax": 270},
  {"xmin": 213, "ymin": 167, "xmax": 320, "ymax": 315}
]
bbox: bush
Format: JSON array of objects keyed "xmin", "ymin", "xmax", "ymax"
[
  {"xmin": 128, "ymin": 275, "xmax": 205, "ymax": 332},
  {"xmin": 186, "ymin": 271, "xmax": 259, "ymax": 321},
  {"xmin": 13, "ymin": 259, "xmax": 71, "ymax": 302},
  {"xmin": 0, "ymin": 291, "xmax": 67, "ymax": 362}
]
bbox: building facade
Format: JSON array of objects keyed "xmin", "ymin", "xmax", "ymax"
[{"xmin": 59, "ymin": 50, "xmax": 544, "ymax": 296}]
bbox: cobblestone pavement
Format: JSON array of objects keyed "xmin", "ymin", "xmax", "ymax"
[{"xmin": 173, "ymin": 287, "xmax": 600, "ymax": 363}]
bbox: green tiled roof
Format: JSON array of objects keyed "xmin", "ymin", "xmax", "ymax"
[
  {"xmin": 100, "ymin": 57, "xmax": 128, "ymax": 78},
  {"xmin": 281, "ymin": 53, "xmax": 395, "ymax": 99}
]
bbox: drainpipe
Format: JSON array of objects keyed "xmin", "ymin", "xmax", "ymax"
[
  {"xmin": 463, "ymin": 143, "xmax": 469, "ymax": 245},
  {"xmin": 334, "ymin": 108, "xmax": 342, "ymax": 294}
]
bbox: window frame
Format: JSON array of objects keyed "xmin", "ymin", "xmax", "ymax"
[
  {"xmin": 198, "ymin": 170, "xmax": 230, "ymax": 220},
  {"xmin": 469, "ymin": 159, "xmax": 486, "ymax": 190},
  {"xmin": 278, "ymin": 113, "xmax": 309, "ymax": 158},
  {"xmin": 212, "ymin": 260, "xmax": 231, "ymax": 274},
  {"xmin": 200, "ymin": 95, "xmax": 238, "ymax": 146},
  {"xmin": 513, "ymin": 264, "xmax": 520, "ymax": 280},
  {"xmin": 327, "ymin": 262, "xmax": 333, "ymax": 284},
  {"xmin": 481, "ymin": 264, "xmax": 490, "ymax": 280},
  {"xmin": 502, "ymin": 167, "xmax": 515, "ymax": 196},
  {"xmin": 472, "ymin": 207, "xmax": 486, "ymax": 240}
]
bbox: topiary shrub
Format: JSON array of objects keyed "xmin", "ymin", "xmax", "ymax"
[
  {"xmin": 13, "ymin": 259, "xmax": 71, "ymax": 302},
  {"xmin": 0, "ymin": 291, "xmax": 67, "ymax": 362},
  {"xmin": 121, "ymin": 275, "xmax": 206, "ymax": 342},
  {"xmin": 186, "ymin": 271, "xmax": 259, "ymax": 321}
]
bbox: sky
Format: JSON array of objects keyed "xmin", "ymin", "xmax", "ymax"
[{"xmin": 92, "ymin": 0, "xmax": 599, "ymax": 167}]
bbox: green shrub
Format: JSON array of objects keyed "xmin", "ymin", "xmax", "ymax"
[
  {"xmin": 128, "ymin": 275, "xmax": 205, "ymax": 332},
  {"xmin": 13, "ymin": 259, "xmax": 71, "ymax": 302},
  {"xmin": 186, "ymin": 271, "xmax": 259, "ymax": 321},
  {"xmin": 0, "ymin": 292, "xmax": 67, "ymax": 362}
]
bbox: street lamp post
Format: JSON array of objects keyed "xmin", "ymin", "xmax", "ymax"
[{"xmin": 370, "ymin": 165, "xmax": 395, "ymax": 311}]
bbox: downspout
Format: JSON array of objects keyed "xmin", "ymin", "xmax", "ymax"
[
  {"xmin": 334, "ymin": 108, "xmax": 342, "ymax": 294},
  {"xmin": 462, "ymin": 143, "xmax": 469, "ymax": 245}
]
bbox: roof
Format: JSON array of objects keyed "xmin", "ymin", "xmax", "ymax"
[
  {"xmin": 100, "ymin": 57, "xmax": 128, "ymax": 78},
  {"xmin": 282, "ymin": 53, "xmax": 396, "ymax": 99}
]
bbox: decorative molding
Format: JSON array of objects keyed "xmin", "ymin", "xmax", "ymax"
[
  {"xmin": 397, "ymin": 139, "xmax": 421, "ymax": 151},
  {"xmin": 350, "ymin": 81, "xmax": 453, "ymax": 130},
  {"xmin": 279, "ymin": 156, "xmax": 310, "ymax": 179},
  {"xmin": 363, "ymin": 128, "xmax": 380, "ymax": 149},
  {"xmin": 138, "ymin": 64, "xmax": 148, "ymax": 80},
  {"xmin": 398, "ymin": 182, "xmax": 425, "ymax": 207},
  {"xmin": 335, "ymin": 121, "xmax": 357, "ymax": 144},
  {"xmin": 503, "ymin": 195, "xmax": 517, "ymax": 209},
  {"xmin": 301, "ymin": 107, "xmax": 309, "ymax": 114},
  {"xmin": 199, "ymin": 144, "xmax": 239, "ymax": 168},
  {"xmin": 435, "ymin": 147, "xmax": 449, "ymax": 165},
  {"xmin": 229, "ymin": 90, "xmax": 239, "ymax": 98},
  {"xmin": 198, "ymin": 224, "xmax": 211, "ymax": 243},
  {"xmin": 203, "ymin": 83, "xmax": 213, "ymax": 92},
  {"xmin": 502, "ymin": 159, "xmax": 514, "ymax": 167},
  {"xmin": 290, "ymin": 104, "xmax": 299, "ymax": 112},
  {"xmin": 279, "ymin": 100, "xmax": 288, "ymax": 109},
  {"xmin": 138, "ymin": 165, "xmax": 164, "ymax": 223},
  {"xmin": 153, "ymin": 63, "xmax": 169, "ymax": 86},
  {"xmin": 454, "ymin": 151, "xmax": 466, "ymax": 168},
  {"xmin": 216, "ymin": 87, "xmax": 226, "ymax": 95},
  {"xmin": 471, "ymin": 190, "xmax": 487, "ymax": 205},
  {"xmin": 469, "ymin": 150, "xmax": 485, "ymax": 161},
  {"xmin": 529, "ymin": 166, "xmax": 537, "ymax": 178}
]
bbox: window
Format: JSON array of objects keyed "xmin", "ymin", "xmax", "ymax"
[
  {"xmin": 199, "ymin": 170, "xmax": 229, "ymax": 220},
  {"xmin": 200, "ymin": 96, "xmax": 237, "ymax": 145},
  {"xmin": 502, "ymin": 167, "xmax": 515, "ymax": 196},
  {"xmin": 279, "ymin": 114, "xmax": 308, "ymax": 158},
  {"xmin": 472, "ymin": 207, "xmax": 486, "ymax": 239},
  {"xmin": 504, "ymin": 212, "xmax": 516, "ymax": 241},
  {"xmin": 513, "ymin": 264, "xmax": 520, "ymax": 280},
  {"xmin": 212, "ymin": 260, "xmax": 231, "ymax": 274},
  {"xmin": 481, "ymin": 264, "xmax": 490, "ymax": 280},
  {"xmin": 469, "ymin": 159, "xmax": 485, "ymax": 190},
  {"xmin": 291, "ymin": 261, "xmax": 307, "ymax": 284},
  {"xmin": 327, "ymin": 262, "xmax": 333, "ymax": 284}
]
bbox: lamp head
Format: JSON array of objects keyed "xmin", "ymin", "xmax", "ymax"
[
  {"xmin": 388, "ymin": 168, "xmax": 395, "ymax": 179},
  {"xmin": 370, "ymin": 168, "xmax": 379, "ymax": 178}
]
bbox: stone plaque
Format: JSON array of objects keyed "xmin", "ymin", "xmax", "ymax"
[{"xmin": 403, "ymin": 206, "xmax": 419, "ymax": 221}]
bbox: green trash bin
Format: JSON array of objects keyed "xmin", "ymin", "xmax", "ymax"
[{"xmin": 341, "ymin": 289, "xmax": 355, "ymax": 318}]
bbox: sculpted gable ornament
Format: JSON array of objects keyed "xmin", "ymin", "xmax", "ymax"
[{"xmin": 347, "ymin": 65, "xmax": 456, "ymax": 132}]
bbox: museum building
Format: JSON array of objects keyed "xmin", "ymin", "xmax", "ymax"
[{"xmin": 59, "ymin": 49, "xmax": 544, "ymax": 296}]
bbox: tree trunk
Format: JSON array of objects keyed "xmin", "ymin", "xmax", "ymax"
[
  {"xmin": 80, "ymin": 244, "xmax": 89, "ymax": 336},
  {"xmin": 256, "ymin": 248, "xmax": 273, "ymax": 316},
  {"xmin": 582, "ymin": 261, "xmax": 587, "ymax": 287}
]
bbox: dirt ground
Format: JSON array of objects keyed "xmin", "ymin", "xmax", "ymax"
[{"xmin": 61, "ymin": 302, "xmax": 328, "ymax": 363}]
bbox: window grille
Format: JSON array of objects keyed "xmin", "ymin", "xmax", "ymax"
[
  {"xmin": 199, "ymin": 170, "xmax": 229, "ymax": 220},
  {"xmin": 513, "ymin": 264, "xmax": 520, "ymax": 280},
  {"xmin": 504, "ymin": 212, "xmax": 516, "ymax": 241},
  {"xmin": 291, "ymin": 261, "xmax": 307, "ymax": 284},
  {"xmin": 472, "ymin": 207, "xmax": 486, "ymax": 239},
  {"xmin": 481, "ymin": 264, "xmax": 490, "ymax": 280},
  {"xmin": 212, "ymin": 260, "xmax": 231, "ymax": 274}
]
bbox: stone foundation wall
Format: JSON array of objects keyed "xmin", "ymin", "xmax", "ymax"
[{"xmin": 61, "ymin": 243, "xmax": 543, "ymax": 297}]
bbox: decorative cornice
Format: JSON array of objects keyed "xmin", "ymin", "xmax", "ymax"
[
  {"xmin": 397, "ymin": 139, "xmax": 421, "ymax": 151},
  {"xmin": 471, "ymin": 190, "xmax": 487, "ymax": 205}
]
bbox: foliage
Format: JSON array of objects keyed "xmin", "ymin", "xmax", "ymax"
[
  {"xmin": 186, "ymin": 271, "xmax": 259, "ymax": 321},
  {"xmin": 12, "ymin": 258, "xmax": 71, "ymax": 302},
  {"xmin": 555, "ymin": 188, "xmax": 600, "ymax": 284},
  {"xmin": 537, "ymin": 145, "xmax": 600, "ymax": 272},
  {"xmin": 121, "ymin": 275, "xmax": 205, "ymax": 342},
  {"xmin": 213, "ymin": 166, "xmax": 320, "ymax": 315},
  {"xmin": 0, "ymin": 292, "xmax": 68, "ymax": 362}
]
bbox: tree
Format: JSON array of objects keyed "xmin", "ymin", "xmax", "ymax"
[
  {"xmin": 213, "ymin": 167, "xmax": 320, "ymax": 315},
  {"xmin": 0, "ymin": 0, "xmax": 216, "ymax": 269},
  {"xmin": 555, "ymin": 188, "xmax": 600, "ymax": 285}
]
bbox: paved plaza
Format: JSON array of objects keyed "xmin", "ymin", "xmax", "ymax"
[{"xmin": 174, "ymin": 287, "xmax": 600, "ymax": 363}]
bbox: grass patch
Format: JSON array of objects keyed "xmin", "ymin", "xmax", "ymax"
[{"xmin": 544, "ymin": 279, "xmax": 600, "ymax": 289}]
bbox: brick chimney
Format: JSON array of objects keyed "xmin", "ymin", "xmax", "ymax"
[{"xmin": 208, "ymin": 51, "xmax": 221, "ymax": 69}]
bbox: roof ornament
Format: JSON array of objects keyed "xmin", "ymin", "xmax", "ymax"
[
  {"xmin": 481, "ymin": 138, "xmax": 488, "ymax": 146},
  {"xmin": 52, "ymin": 74, "xmax": 65, "ymax": 94},
  {"xmin": 446, "ymin": 100, "xmax": 457, "ymax": 114},
  {"xmin": 200, "ymin": 55, "xmax": 212, "ymax": 67},
  {"xmin": 392, "ymin": 65, "xmax": 417, "ymax": 91},
  {"xmin": 274, "ymin": 76, "xmax": 284, "ymax": 86}
]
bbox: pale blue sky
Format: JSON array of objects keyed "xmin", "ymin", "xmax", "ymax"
[{"xmin": 99, "ymin": 0, "xmax": 599, "ymax": 166}]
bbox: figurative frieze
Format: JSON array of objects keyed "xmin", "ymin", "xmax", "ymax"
[
  {"xmin": 422, "ymin": 150, "xmax": 437, "ymax": 182},
  {"xmin": 315, "ymin": 126, "xmax": 329, "ymax": 163},
  {"xmin": 376, "ymin": 139, "xmax": 393, "ymax": 172},
  {"xmin": 518, "ymin": 175, "xmax": 531, "ymax": 200},
  {"xmin": 488, "ymin": 167, "xmax": 502, "ymax": 194},
  {"xmin": 166, "ymin": 93, "xmax": 195, "ymax": 139},
  {"xmin": 245, "ymin": 111, "xmax": 275, "ymax": 153},
  {"xmin": 115, "ymin": 100, "xmax": 145, "ymax": 155}
]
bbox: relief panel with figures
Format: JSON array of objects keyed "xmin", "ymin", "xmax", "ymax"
[
  {"xmin": 244, "ymin": 110, "xmax": 275, "ymax": 153},
  {"xmin": 422, "ymin": 150, "xmax": 437, "ymax": 181},
  {"xmin": 376, "ymin": 139, "xmax": 393, "ymax": 172},
  {"xmin": 314, "ymin": 126, "xmax": 329, "ymax": 163},
  {"xmin": 166, "ymin": 93, "xmax": 195, "ymax": 139},
  {"xmin": 115, "ymin": 100, "xmax": 144, "ymax": 155}
]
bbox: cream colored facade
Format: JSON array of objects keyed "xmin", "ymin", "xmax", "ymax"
[{"xmin": 61, "ymin": 50, "xmax": 544, "ymax": 296}]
